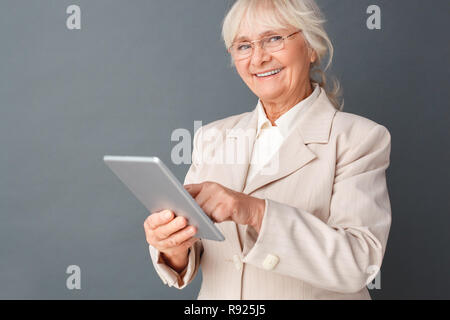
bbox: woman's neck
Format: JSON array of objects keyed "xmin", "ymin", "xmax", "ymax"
[{"xmin": 261, "ymin": 82, "xmax": 313, "ymax": 126}]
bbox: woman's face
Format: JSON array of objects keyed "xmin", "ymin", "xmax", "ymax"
[{"xmin": 232, "ymin": 22, "xmax": 315, "ymax": 104}]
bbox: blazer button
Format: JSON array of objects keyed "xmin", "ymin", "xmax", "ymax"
[
  {"xmin": 262, "ymin": 254, "xmax": 279, "ymax": 270},
  {"xmin": 233, "ymin": 254, "xmax": 243, "ymax": 271}
]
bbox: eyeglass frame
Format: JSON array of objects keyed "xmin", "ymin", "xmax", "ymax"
[{"xmin": 228, "ymin": 30, "xmax": 302, "ymax": 61}]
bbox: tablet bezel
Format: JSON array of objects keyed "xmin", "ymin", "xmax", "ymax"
[{"xmin": 104, "ymin": 156, "xmax": 225, "ymax": 241}]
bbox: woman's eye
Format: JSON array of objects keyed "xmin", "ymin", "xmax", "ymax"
[
  {"xmin": 237, "ymin": 43, "xmax": 251, "ymax": 51},
  {"xmin": 269, "ymin": 35, "xmax": 282, "ymax": 42}
]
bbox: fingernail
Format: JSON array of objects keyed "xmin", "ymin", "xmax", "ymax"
[{"xmin": 165, "ymin": 211, "xmax": 172, "ymax": 218}]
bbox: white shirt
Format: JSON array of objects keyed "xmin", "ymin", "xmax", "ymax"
[{"xmin": 246, "ymin": 83, "xmax": 320, "ymax": 183}]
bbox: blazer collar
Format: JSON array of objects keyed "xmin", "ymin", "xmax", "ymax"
[
  {"xmin": 223, "ymin": 87, "xmax": 337, "ymax": 195},
  {"xmin": 227, "ymin": 87, "xmax": 337, "ymax": 143},
  {"xmin": 296, "ymin": 87, "xmax": 338, "ymax": 144}
]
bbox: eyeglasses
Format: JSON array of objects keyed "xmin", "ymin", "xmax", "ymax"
[{"xmin": 228, "ymin": 30, "xmax": 302, "ymax": 61}]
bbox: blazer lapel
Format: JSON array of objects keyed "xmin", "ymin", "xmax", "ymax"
[
  {"xmin": 223, "ymin": 108, "xmax": 259, "ymax": 193},
  {"xmin": 211, "ymin": 88, "xmax": 337, "ymax": 253},
  {"xmin": 242, "ymin": 127, "xmax": 317, "ymax": 195},
  {"xmin": 210, "ymin": 109, "xmax": 258, "ymax": 254},
  {"xmin": 242, "ymin": 88, "xmax": 338, "ymax": 195}
]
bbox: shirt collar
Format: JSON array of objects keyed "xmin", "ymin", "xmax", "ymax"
[{"xmin": 256, "ymin": 82, "xmax": 321, "ymax": 138}]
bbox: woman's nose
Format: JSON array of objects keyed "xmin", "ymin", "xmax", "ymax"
[{"xmin": 250, "ymin": 45, "xmax": 271, "ymax": 66}]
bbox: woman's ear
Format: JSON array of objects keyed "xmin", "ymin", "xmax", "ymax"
[{"xmin": 309, "ymin": 47, "xmax": 317, "ymax": 64}]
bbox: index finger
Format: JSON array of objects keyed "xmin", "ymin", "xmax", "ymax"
[{"xmin": 146, "ymin": 210, "xmax": 174, "ymax": 230}]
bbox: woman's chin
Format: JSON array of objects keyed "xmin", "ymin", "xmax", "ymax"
[{"xmin": 255, "ymin": 89, "xmax": 285, "ymax": 102}]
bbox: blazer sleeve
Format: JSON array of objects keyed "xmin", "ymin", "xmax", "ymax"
[
  {"xmin": 242, "ymin": 124, "xmax": 392, "ymax": 293},
  {"xmin": 148, "ymin": 127, "xmax": 205, "ymax": 289}
]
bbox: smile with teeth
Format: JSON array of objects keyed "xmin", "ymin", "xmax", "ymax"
[{"xmin": 255, "ymin": 68, "xmax": 283, "ymax": 77}]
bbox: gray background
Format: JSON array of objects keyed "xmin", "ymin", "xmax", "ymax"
[{"xmin": 1, "ymin": 0, "xmax": 449, "ymax": 299}]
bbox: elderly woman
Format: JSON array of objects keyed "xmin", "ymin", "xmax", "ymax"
[{"xmin": 144, "ymin": 0, "xmax": 391, "ymax": 300}]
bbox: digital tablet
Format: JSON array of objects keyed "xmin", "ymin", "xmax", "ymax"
[{"xmin": 103, "ymin": 156, "xmax": 225, "ymax": 241}]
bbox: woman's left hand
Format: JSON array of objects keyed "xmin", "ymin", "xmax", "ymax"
[{"xmin": 184, "ymin": 181, "xmax": 265, "ymax": 233}]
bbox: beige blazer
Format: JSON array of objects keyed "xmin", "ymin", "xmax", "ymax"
[{"xmin": 149, "ymin": 87, "xmax": 392, "ymax": 300}]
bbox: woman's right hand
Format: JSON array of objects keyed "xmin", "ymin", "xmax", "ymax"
[{"xmin": 143, "ymin": 209, "xmax": 198, "ymax": 272}]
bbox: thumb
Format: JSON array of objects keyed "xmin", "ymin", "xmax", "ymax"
[{"xmin": 184, "ymin": 183, "xmax": 202, "ymax": 197}]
